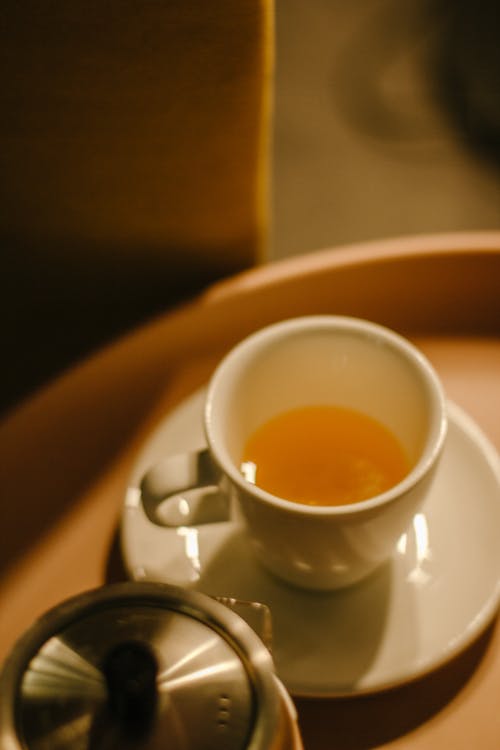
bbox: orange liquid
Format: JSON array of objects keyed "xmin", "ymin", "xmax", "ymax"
[{"xmin": 241, "ymin": 405, "xmax": 410, "ymax": 506}]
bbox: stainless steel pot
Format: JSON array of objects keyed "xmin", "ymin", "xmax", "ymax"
[{"xmin": 0, "ymin": 582, "xmax": 302, "ymax": 750}]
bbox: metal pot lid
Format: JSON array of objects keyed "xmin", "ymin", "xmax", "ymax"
[{"xmin": 0, "ymin": 583, "xmax": 281, "ymax": 750}]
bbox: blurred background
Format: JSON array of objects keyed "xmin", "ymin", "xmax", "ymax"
[
  {"xmin": 272, "ymin": 0, "xmax": 500, "ymax": 257},
  {"xmin": 1, "ymin": 0, "xmax": 500, "ymax": 415}
]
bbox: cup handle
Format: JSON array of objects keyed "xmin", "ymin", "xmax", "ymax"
[{"xmin": 139, "ymin": 449, "xmax": 232, "ymax": 527}]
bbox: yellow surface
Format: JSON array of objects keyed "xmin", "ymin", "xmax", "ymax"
[{"xmin": 1, "ymin": 1, "xmax": 273, "ymax": 269}]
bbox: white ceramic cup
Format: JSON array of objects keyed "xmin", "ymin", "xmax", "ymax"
[{"xmin": 140, "ymin": 316, "xmax": 447, "ymax": 590}]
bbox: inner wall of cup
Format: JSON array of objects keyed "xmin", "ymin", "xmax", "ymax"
[{"xmin": 210, "ymin": 327, "xmax": 434, "ymax": 478}]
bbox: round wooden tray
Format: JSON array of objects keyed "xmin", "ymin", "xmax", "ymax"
[{"xmin": 1, "ymin": 231, "xmax": 499, "ymax": 748}]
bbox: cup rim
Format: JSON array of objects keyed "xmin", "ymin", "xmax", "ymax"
[{"xmin": 205, "ymin": 315, "xmax": 448, "ymax": 516}]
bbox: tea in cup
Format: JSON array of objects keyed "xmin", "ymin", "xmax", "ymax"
[
  {"xmin": 241, "ymin": 404, "xmax": 410, "ymax": 507},
  {"xmin": 141, "ymin": 316, "xmax": 447, "ymax": 590}
]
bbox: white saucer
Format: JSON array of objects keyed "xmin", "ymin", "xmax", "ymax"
[{"xmin": 121, "ymin": 391, "xmax": 500, "ymax": 697}]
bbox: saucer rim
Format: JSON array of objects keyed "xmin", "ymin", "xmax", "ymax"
[
  {"xmin": 295, "ymin": 401, "xmax": 500, "ymax": 697},
  {"xmin": 121, "ymin": 396, "xmax": 500, "ymax": 698}
]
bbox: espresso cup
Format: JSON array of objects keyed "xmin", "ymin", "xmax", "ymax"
[{"xmin": 140, "ymin": 316, "xmax": 447, "ymax": 590}]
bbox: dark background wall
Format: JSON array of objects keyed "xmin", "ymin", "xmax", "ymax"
[{"xmin": 0, "ymin": 1, "xmax": 270, "ymax": 414}]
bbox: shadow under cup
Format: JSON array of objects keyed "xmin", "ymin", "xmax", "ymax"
[{"xmin": 206, "ymin": 316, "xmax": 447, "ymax": 590}]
